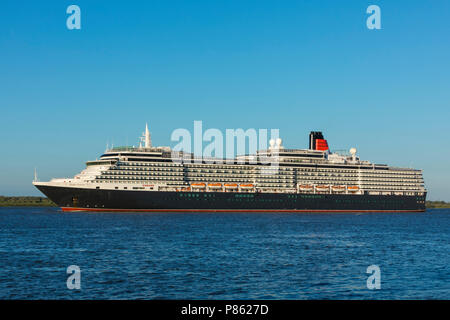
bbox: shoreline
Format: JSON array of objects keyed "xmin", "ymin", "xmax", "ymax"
[{"xmin": 0, "ymin": 196, "xmax": 56, "ymax": 207}]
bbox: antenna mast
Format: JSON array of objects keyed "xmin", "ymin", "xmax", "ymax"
[{"xmin": 145, "ymin": 123, "xmax": 152, "ymax": 148}]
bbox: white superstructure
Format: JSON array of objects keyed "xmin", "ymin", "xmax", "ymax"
[{"xmin": 34, "ymin": 125, "xmax": 426, "ymax": 197}]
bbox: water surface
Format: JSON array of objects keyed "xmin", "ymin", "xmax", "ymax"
[{"xmin": 0, "ymin": 207, "xmax": 448, "ymax": 299}]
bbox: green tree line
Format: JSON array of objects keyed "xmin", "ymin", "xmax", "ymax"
[{"xmin": 0, "ymin": 196, "xmax": 57, "ymax": 207}]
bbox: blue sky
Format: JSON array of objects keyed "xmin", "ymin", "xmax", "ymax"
[{"xmin": 1, "ymin": 1, "xmax": 449, "ymax": 200}]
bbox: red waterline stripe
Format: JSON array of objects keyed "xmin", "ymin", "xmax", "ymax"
[{"xmin": 61, "ymin": 207, "xmax": 426, "ymax": 213}]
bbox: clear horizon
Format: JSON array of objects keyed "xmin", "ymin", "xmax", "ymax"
[{"xmin": 1, "ymin": 1, "xmax": 449, "ymax": 201}]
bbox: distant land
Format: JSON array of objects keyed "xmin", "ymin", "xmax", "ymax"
[
  {"xmin": 0, "ymin": 196, "xmax": 56, "ymax": 207},
  {"xmin": 0, "ymin": 196, "xmax": 449, "ymax": 209},
  {"xmin": 425, "ymin": 201, "xmax": 450, "ymax": 209}
]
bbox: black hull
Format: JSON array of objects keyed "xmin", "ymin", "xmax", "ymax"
[{"xmin": 35, "ymin": 185, "xmax": 427, "ymax": 212}]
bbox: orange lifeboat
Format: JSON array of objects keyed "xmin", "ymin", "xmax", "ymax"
[
  {"xmin": 332, "ymin": 185, "xmax": 346, "ymax": 192},
  {"xmin": 347, "ymin": 186, "xmax": 360, "ymax": 192},
  {"xmin": 224, "ymin": 183, "xmax": 238, "ymax": 189},
  {"xmin": 315, "ymin": 185, "xmax": 330, "ymax": 192},
  {"xmin": 299, "ymin": 185, "xmax": 314, "ymax": 192},
  {"xmin": 239, "ymin": 184, "xmax": 254, "ymax": 189},
  {"xmin": 208, "ymin": 183, "xmax": 222, "ymax": 189},
  {"xmin": 191, "ymin": 183, "xmax": 206, "ymax": 188}
]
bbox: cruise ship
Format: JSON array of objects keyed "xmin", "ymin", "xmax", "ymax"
[{"xmin": 33, "ymin": 125, "xmax": 427, "ymax": 212}]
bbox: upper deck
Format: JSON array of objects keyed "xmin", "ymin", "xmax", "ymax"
[{"xmin": 34, "ymin": 126, "xmax": 426, "ymax": 197}]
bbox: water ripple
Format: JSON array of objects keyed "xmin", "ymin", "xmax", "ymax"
[{"xmin": 0, "ymin": 208, "xmax": 449, "ymax": 299}]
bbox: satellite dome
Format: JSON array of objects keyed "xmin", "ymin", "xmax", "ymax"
[{"xmin": 269, "ymin": 139, "xmax": 275, "ymax": 147}]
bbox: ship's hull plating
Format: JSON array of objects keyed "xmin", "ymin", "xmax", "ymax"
[{"xmin": 35, "ymin": 185, "xmax": 426, "ymax": 212}]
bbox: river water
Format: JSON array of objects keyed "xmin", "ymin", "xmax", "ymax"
[{"xmin": 0, "ymin": 207, "xmax": 448, "ymax": 299}]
